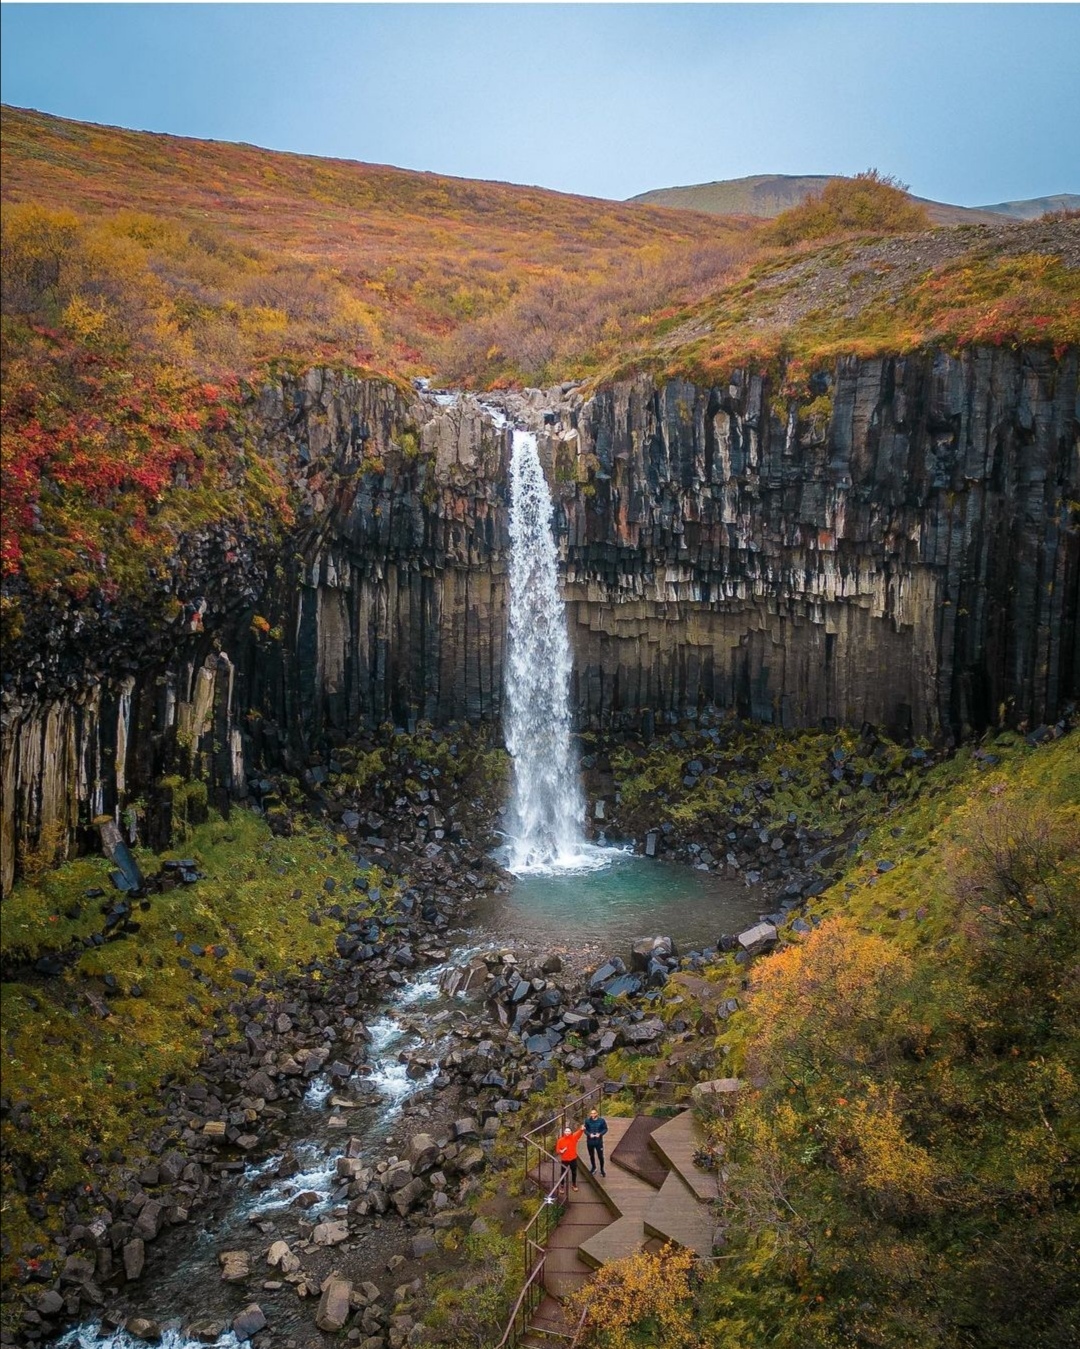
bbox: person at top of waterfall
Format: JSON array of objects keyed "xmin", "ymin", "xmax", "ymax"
[
  {"xmin": 584, "ymin": 1107, "xmax": 608, "ymax": 1177},
  {"xmin": 555, "ymin": 1123, "xmax": 584, "ymax": 1191}
]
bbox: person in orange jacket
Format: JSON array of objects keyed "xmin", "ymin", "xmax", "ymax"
[{"xmin": 555, "ymin": 1123, "xmax": 584, "ymax": 1191}]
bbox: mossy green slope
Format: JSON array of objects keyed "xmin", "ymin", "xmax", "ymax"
[{"xmin": 0, "ymin": 810, "xmax": 391, "ymax": 1288}]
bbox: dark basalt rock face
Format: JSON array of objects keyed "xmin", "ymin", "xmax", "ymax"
[
  {"xmin": 2, "ymin": 348, "xmax": 1077, "ymax": 891},
  {"xmin": 563, "ymin": 349, "xmax": 1078, "ymax": 740}
]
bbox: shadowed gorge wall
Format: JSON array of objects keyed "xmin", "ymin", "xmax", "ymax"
[{"xmin": 2, "ymin": 349, "xmax": 1077, "ymax": 890}]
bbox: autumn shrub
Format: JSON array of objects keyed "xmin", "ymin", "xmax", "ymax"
[
  {"xmin": 569, "ymin": 1244, "xmax": 699, "ymax": 1349},
  {"xmin": 438, "ymin": 239, "xmax": 751, "ymax": 386},
  {"xmin": 764, "ymin": 170, "xmax": 931, "ymax": 246}
]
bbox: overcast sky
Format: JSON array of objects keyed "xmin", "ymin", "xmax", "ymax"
[{"xmin": 2, "ymin": 3, "xmax": 1078, "ymax": 205}]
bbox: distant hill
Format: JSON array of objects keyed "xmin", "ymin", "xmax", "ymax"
[
  {"xmin": 976, "ymin": 193, "xmax": 1080, "ymax": 220},
  {"xmin": 629, "ymin": 174, "xmax": 1075, "ymax": 226}
]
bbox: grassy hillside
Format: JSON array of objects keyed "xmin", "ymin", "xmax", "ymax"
[
  {"xmin": 585, "ymin": 214, "xmax": 1080, "ymax": 388},
  {"xmin": 1, "ymin": 104, "xmax": 747, "ymax": 377},
  {"xmin": 628, "ymin": 172, "xmax": 1012, "ymax": 226}
]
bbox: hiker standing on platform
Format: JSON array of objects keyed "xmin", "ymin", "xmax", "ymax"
[
  {"xmin": 584, "ymin": 1107, "xmax": 608, "ymax": 1177},
  {"xmin": 556, "ymin": 1123, "xmax": 584, "ymax": 1192}
]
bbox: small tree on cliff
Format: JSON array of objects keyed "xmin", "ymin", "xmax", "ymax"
[{"xmin": 765, "ymin": 169, "xmax": 931, "ymax": 245}]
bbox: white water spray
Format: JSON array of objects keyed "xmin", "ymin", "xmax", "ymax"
[{"xmin": 504, "ymin": 429, "xmax": 601, "ymax": 874}]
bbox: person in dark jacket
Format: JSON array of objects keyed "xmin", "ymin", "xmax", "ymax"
[{"xmin": 584, "ymin": 1107, "xmax": 608, "ymax": 1177}]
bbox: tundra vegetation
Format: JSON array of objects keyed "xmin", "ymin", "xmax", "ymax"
[{"xmin": 3, "ymin": 108, "xmax": 1078, "ymax": 626}]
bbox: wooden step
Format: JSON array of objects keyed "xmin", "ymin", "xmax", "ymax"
[
  {"xmin": 575, "ymin": 1123, "xmax": 663, "ymax": 1269},
  {"xmin": 528, "ymin": 1292, "xmax": 576, "ymax": 1339},
  {"xmin": 648, "ymin": 1109, "xmax": 720, "ymax": 1202},
  {"xmin": 607, "ymin": 1115, "xmax": 668, "ymax": 1188},
  {"xmin": 642, "ymin": 1167, "xmax": 716, "ymax": 1255},
  {"xmin": 542, "ymin": 1182, "xmax": 610, "ymax": 1300}
]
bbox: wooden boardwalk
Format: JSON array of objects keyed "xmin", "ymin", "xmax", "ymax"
[
  {"xmin": 650, "ymin": 1110, "xmax": 721, "ymax": 1202},
  {"xmin": 518, "ymin": 1108, "xmax": 719, "ymax": 1343}
]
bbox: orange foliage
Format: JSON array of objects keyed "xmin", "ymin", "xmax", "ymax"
[
  {"xmin": 764, "ymin": 169, "xmax": 931, "ymax": 246},
  {"xmin": 1, "ymin": 105, "xmax": 750, "ymax": 382}
]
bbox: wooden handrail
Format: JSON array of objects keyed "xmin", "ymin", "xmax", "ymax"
[
  {"xmin": 521, "ymin": 1082, "xmax": 606, "ymax": 1145},
  {"xmin": 568, "ymin": 1303, "xmax": 590, "ymax": 1348}
]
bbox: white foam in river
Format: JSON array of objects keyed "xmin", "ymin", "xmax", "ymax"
[{"xmin": 57, "ymin": 1328, "xmax": 243, "ymax": 1349}]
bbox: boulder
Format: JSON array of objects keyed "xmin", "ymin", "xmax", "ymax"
[
  {"xmin": 408, "ymin": 1231, "xmax": 437, "ymax": 1259},
  {"xmin": 231, "ymin": 1305, "xmax": 267, "ymax": 1341},
  {"xmin": 736, "ymin": 922, "xmax": 778, "ymax": 953},
  {"xmin": 134, "ymin": 1201, "xmax": 163, "ymax": 1240},
  {"xmin": 630, "ymin": 935, "xmax": 677, "ymax": 971},
  {"xmin": 266, "ymin": 1240, "xmax": 301, "ymax": 1274},
  {"xmin": 391, "ymin": 1177, "xmax": 427, "ymax": 1216},
  {"xmin": 315, "ymin": 1274, "xmax": 353, "ymax": 1333},
  {"xmin": 406, "ymin": 1133, "xmax": 440, "ymax": 1172},
  {"xmin": 455, "ymin": 1146, "xmax": 486, "ymax": 1174},
  {"xmin": 620, "ymin": 1017, "xmax": 665, "ymax": 1045},
  {"xmin": 187, "ymin": 1321, "xmax": 225, "ymax": 1344},
  {"xmin": 219, "ymin": 1250, "xmax": 251, "ymax": 1282},
  {"xmin": 588, "ymin": 958, "xmax": 626, "ymax": 993},
  {"xmin": 312, "ymin": 1219, "xmax": 349, "ymax": 1246},
  {"xmin": 124, "ymin": 1317, "xmax": 161, "ymax": 1343},
  {"xmin": 691, "ymin": 1078, "xmax": 741, "ymax": 1113},
  {"xmin": 604, "ymin": 973, "xmax": 643, "ymax": 998},
  {"xmin": 122, "ymin": 1238, "xmax": 145, "ymax": 1282}
]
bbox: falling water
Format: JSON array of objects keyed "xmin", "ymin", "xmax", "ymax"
[{"xmin": 504, "ymin": 429, "xmax": 598, "ymax": 874}]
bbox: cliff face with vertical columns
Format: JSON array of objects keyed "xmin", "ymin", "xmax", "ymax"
[
  {"xmin": 561, "ymin": 348, "xmax": 1078, "ymax": 740},
  {"xmin": 2, "ymin": 348, "xmax": 1077, "ymax": 891}
]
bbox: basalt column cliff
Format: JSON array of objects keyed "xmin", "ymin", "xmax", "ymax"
[
  {"xmin": 2, "ymin": 346, "xmax": 1077, "ymax": 890},
  {"xmin": 562, "ymin": 348, "xmax": 1078, "ymax": 740}
]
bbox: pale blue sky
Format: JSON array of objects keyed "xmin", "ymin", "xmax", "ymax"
[{"xmin": 1, "ymin": 3, "xmax": 1077, "ymax": 205}]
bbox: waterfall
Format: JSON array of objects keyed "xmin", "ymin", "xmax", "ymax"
[{"xmin": 504, "ymin": 429, "xmax": 589, "ymax": 873}]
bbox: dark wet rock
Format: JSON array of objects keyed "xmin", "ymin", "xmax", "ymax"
[
  {"xmin": 311, "ymin": 1219, "xmax": 349, "ymax": 1246},
  {"xmin": 231, "ymin": 1304, "xmax": 267, "ymax": 1341},
  {"xmin": 620, "ymin": 1017, "xmax": 665, "ymax": 1045},
  {"xmin": 124, "ymin": 1316, "xmax": 161, "ymax": 1342},
  {"xmin": 30, "ymin": 1290, "xmax": 64, "ymax": 1317},
  {"xmin": 737, "ymin": 922, "xmax": 778, "ymax": 954},
  {"xmin": 406, "ymin": 1134, "xmax": 440, "ymax": 1172},
  {"xmin": 122, "ymin": 1238, "xmax": 145, "ymax": 1282},
  {"xmin": 187, "ymin": 1322, "xmax": 225, "ymax": 1344},
  {"xmin": 219, "ymin": 1250, "xmax": 251, "ymax": 1282},
  {"xmin": 588, "ymin": 958, "xmax": 626, "ymax": 993},
  {"xmin": 604, "ymin": 974, "xmax": 644, "ymax": 998},
  {"xmin": 630, "ymin": 936, "xmax": 677, "ymax": 971}
]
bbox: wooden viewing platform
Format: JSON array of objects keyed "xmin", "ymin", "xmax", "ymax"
[{"xmin": 514, "ymin": 1107, "xmax": 719, "ymax": 1346}]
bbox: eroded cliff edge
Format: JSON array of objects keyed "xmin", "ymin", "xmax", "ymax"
[{"xmin": 2, "ymin": 347, "xmax": 1077, "ymax": 890}]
